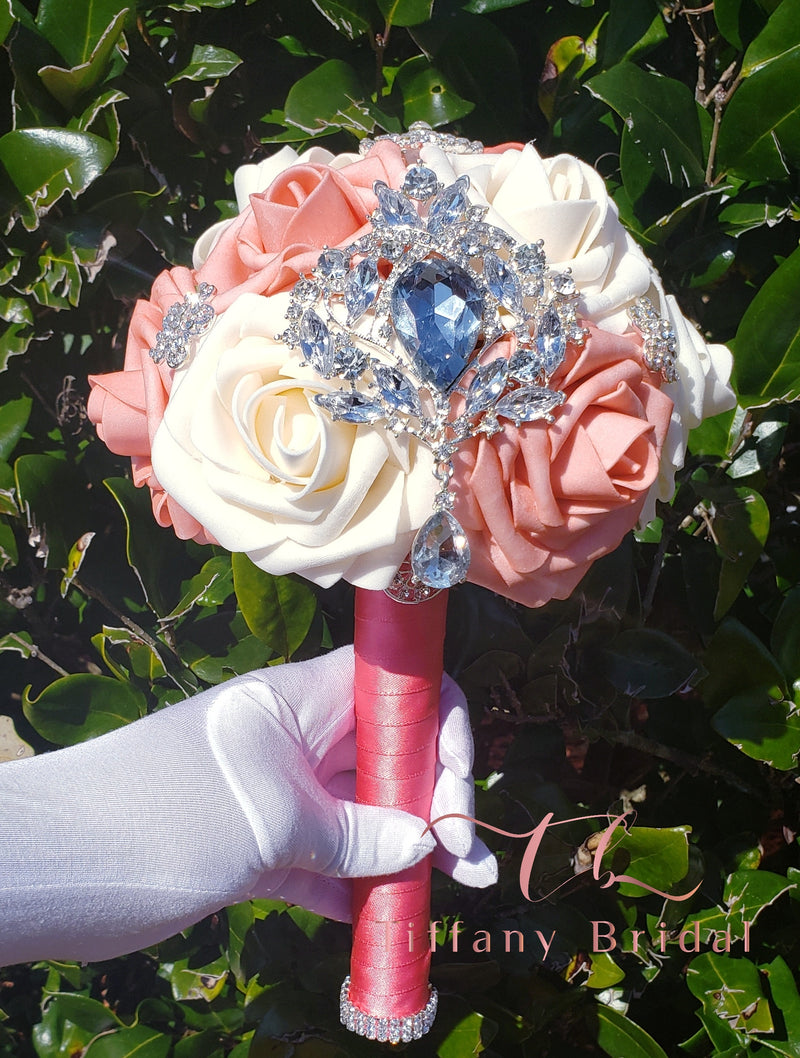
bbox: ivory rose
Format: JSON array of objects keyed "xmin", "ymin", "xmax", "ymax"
[
  {"xmin": 452, "ymin": 326, "xmax": 674, "ymax": 608},
  {"xmin": 149, "ymin": 293, "xmax": 436, "ymax": 588}
]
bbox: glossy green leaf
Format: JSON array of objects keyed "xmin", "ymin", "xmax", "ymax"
[
  {"xmin": 725, "ymin": 869, "xmax": 797, "ymax": 923},
  {"xmin": 689, "ymin": 407, "xmax": 738, "ymax": 459},
  {"xmin": 586, "ymin": 951, "xmax": 626, "ymax": 990},
  {"xmin": 727, "ymin": 410, "xmax": 789, "ymax": 478},
  {"xmin": 701, "ymin": 618, "xmax": 787, "ymax": 709},
  {"xmin": 0, "ymin": 630, "xmax": 35, "ymax": 660},
  {"xmin": 586, "ymin": 63, "xmax": 707, "ymax": 187},
  {"xmin": 161, "ymin": 956, "xmax": 229, "ymax": 1002},
  {"xmin": 0, "ymin": 395, "xmax": 31, "ymax": 462},
  {"xmin": 35, "ymin": 0, "xmax": 128, "ymax": 67},
  {"xmin": 38, "ymin": 8, "xmax": 128, "ymax": 111},
  {"xmin": 284, "ymin": 59, "xmax": 364, "ymax": 133},
  {"xmin": 763, "ymin": 957, "xmax": 800, "ymax": 1056},
  {"xmin": 0, "ymin": 0, "xmax": 12, "ymax": 46},
  {"xmin": 309, "ymin": 0, "xmax": 372, "ymax": 39},
  {"xmin": 714, "ymin": 0, "xmax": 769, "ymax": 48},
  {"xmin": 161, "ymin": 556, "xmax": 234, "ymax": 624},
  {"xmin": 377, "ymin": 0, "xmax": 433, "ymax": 27},
  {"xmin": 232, "ymin": 553, "xmax": 316, "ymax": 659},
  {"xmin": 713, "ymin": 486, "xmax": 770, "ymax": 619},
  {"xmin": 84, "ymin": 1026, "xmax": 171, "ymax": 1058},
  {"xmin": 741, "ymin": 0, "xmax": 800, "ymax": 75},
  {"xmin": 717, "ymin": 49, "xmax": 800, "ymax": 179},
  {"xmin": 732, "ymin": 245, "xmax": 800, "ymax": 406},
  {"xmin": 14, "ymin": 453, "xmax": 87, "ymax": 570},
  {"xmin": 599, "ymin": 629, "xmax": 699, "ymax": 698},
  {"xmin": 601, "ymin": 0, "xmax": 667, "ymax": 67},
  {"xmin": 169, "ymin": 44, "xmax": 242, "ymax": 84},
  {"xmin": 0, "ymin": 517, "xmax": 18, "ymax": 569},
  {"xmin": 538, "ymin": 36, "xmax": 593, "ymax": 123},
  {"xmin": 604, "ymin": 826, "xmax": 691, "ymax": 898},
  {"xmin": 33, "ymin": 994, "xmax": 120, "ymax": 1058},
  {"xmin": 189, "ymin": 631, "xmax": 270, "ymax": 683},
  {"xmin": 713, "ymin": 691, "xmax": 800, "ymax": 769},
  {"xmin": 686, "ymin": 952, "xmax": 773, "ymax": 1035},
  {"xmin": 461, "ymin": 0, "xmax": 528, "ymax": 10},
  {"xmin": 771, "ymin": 586, "xmax": 800, "ymax": 684},
  {"xmin": 0, "ymin": 128, "xmax": 114, "ymax": 231},
  {"xmin": 595, "ymin": 1005, "xmax": 669, "ymax": 1058},
  {"xmin": 395, "ymin": 56, "xmax": 474, "ymax": 127},
  {"xmin": 717, "ymin": 193, "xmax": 789, "ymax": 235},
  {"xmin": 166, "ymin": 0, "xmax": 236, "ymax": 8},
  {"xmin": 104, "ymin": 477, "xmax": 187, "ymax": 617},
  {"xmin": 92, "ymin": 626, "xmax": 168, "ymax": 683},
  {"xmin": 0, "ymin": 460, "xmax": 17, "ymax": 515},
  {"xmin": 437, "ymin": 1005, "xmax": 496, "ymax": 1057},
  {"xmin": 23, "ymin": 673, "xmax": 145, "ymax": 746}
]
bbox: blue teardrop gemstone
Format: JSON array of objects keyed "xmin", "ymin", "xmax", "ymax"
[{"xmin": 390, "ymin": 259, "xmax": 483, "ymax": 390}]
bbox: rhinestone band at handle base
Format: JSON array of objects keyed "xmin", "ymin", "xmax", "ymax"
[{"xmin": 339, "ymin": 977, "xmax": 438, "ymax": 1042}]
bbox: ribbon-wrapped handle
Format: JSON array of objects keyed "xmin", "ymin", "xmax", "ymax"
[{"xmin": 340, "ymin": 587, "xmax": 448, "ymax": 1042}]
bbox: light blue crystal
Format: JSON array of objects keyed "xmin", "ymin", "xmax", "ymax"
[
  {"xmin": 496, "ymin": 385, "xmax": 565, "ymax": 425},
  {"xmin": 535, "ymin": 307, "xmax": 566, "ymax": 371},
  {"xmin": 315, "ymin": 390, "xmax": 385, "ymax": 423},
  {"xmin": 427, "ymin": 175, "xmax": 469, "ymax": 234},
  {"xmin": 484, "ymin": 252, "xmax": 522, "ymax": 311},
  {"xmin": 344, "ymin": 258, "xmax": 380, "ymax": 322},
  {"xmin": 465, "ymin": 357, "xmax": 508, "ymax": 416},
  {"xmin": 402, "ymin": 165, "xmax": 439, "ymax": 201},
  {"xmin": 374, "ymin": 181, "xmax": 421, "ymax": 228},
  {"xmin": 391, "ymin": 259, "xmax": 483, "ymax": 390},
  {"xmin": 373, "ymin": 363, "xmax": 423, "ymax": 417},
  {"xmin": 508, "ymin": 348, "xmax": 544, "ymax": 382},
  {"xmin": 411, "ymin": 510, "xmax": 471, "ymax": 588},
  {"xmin": 299, "ymin": 309, "xmax": 332, "ymax": 374},
  {"xmin": 316, "ymin": 248, "xmax": 348, "ymax": 280}
]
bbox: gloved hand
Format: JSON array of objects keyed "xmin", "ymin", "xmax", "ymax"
[{"xmin": 0, "ymin": 646, "xmax": 495, "ymax": 966}]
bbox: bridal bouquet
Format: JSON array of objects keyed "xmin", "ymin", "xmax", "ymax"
[{"xmin": 88, "ymin": 123, "xmax": 733, "ymax": 1042}]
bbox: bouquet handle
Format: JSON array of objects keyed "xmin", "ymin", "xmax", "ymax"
[{"xmin": 340, "ymin": 586, "xmax": 448, "ymax": 1043}]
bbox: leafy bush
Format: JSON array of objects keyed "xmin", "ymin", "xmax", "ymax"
[{"xmin": 1, "ymin": 0, "xmax": 800, "ymax": 1055}]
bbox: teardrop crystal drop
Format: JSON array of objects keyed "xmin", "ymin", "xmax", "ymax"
[{"xmin": 411, "ymin": 510, "xmax": 471, "ymax": 588}]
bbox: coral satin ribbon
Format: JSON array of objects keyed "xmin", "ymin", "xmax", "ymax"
[{"xmin": 350, "ymin": 587, "xmax": 449, "ymax": 1019}]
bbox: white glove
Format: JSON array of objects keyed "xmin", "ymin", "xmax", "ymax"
[{"xmin": 0, "ymin": 646, "xmax": 496, "ymax": 966}]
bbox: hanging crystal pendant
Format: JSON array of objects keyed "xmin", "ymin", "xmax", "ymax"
[{"xmin": 410, "ymin": 511, "xmax": 471, "ymax": 589}]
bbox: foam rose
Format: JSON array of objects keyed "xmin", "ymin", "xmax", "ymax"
[
  {"xmin": 452, "ymin": 326, "xmax": 673, "ymax": 607},
  {"xmin": 149, "ymin": 293, "xmax": 436, "ymax": 588}
]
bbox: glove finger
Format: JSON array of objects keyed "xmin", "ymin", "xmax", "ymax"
[
  {"xmin": 433, "ymin": 839, "xmax": 498, "ymax": 889},
  {"xmin": 323, "ymin": 769, "xmax": 355, "ymax": 801},
  {"xmin": 430, "ymin": 766, "xmax": 474, "ymax": 859},
  {"xmin": 315, "ymin": 730, "xmax": 355, "ymax": 789},
  {"xmin": 324, "ymin": 800, "xmax": 435, "ymax": 879},
  {"xmin": 437, "ymin": 676, "xmax": 473, "ymax": 779},
  {"xmin": 268, "ymin": 868, "xmax": 352, "ymax": 923}
]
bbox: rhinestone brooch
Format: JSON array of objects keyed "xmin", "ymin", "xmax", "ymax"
[
  {"xmin": 149, "ymin": 282, "xmax": 216, "ymax": 368},
  {"xmin": 280, "ymin": 163, "xmax": 586, "ymax": 591}
]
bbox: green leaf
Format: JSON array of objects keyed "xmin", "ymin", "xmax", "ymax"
[
  {"xmin": 83, "ymin": 1026, "xmax": 171, "ymax": 1058},
  {"xmin": 395, "ymin": 56, "xmax": 475, "ymax": 127},
  {"xmin": 586, "ymin": 951, "xmax": 626, "ymax": 990},
  {"xmin": 168, "ymin": 44, "xmax": 242, "ymax": 84},
  {"xmin": 601, "ymin": 0, "xmax": 667, "ymax": 67},
  {"xmin": 377, "ymin": 0, "xmax": 433, "ymax": 27},
  {"xmin": 701, "ymin": 618, "xmax": 787, "ymax": 709},
  {"xmin": 33, "ymin": 994, "xmax": 120, "ymax": 1058},
  {"xmin": 594, "ymin": 1005, "xmax": 669, "ymax": 1058},
  {"xmin": 161, "ymin": 555, "xmax": 234, "ymax": 624},
  {"xmin": 586, "ymin": 63, "xmax": 708, "ymax": 188},
  {"xmin": 284, "ymin": 59, "xmax": 364, "ymax": 133},
  {"xmin": 0, "ymin": 517, "xmax": 18, "ymax": 569},
  {"xmin": 763, "ymin": 957, "xmax": 800, "ymax": 1056},
  {"xmin": 716, "ymin": 47, "xmax": 800, "ymax": 179},
  {"xmin": 732, "ymin": 245, "xmax": 800, "ymax": 406},
  {"xmin": 92, "ymin": 626, "xmax": 168, "ymax": 683},
  {"xmin": 104, "ymin": 477, "xmax": 187, "ymax": 617},
  {"xmin": 0, "ymin": 630, "xmax": 35, "ymax": 661},
  {"xmin": 715, "ymin": 0, "xmax": 769, "ymax": 48},
  {"xmin": 38, "ymin": 8, "xmax": 128, "ymax": 111},
  {"xmin": 14, "ymin": 453, "xmax": 86, "ymax": 570},
  {"xmin": 0, "ymin": 128, "xmax": 114, "ymax": 231},
  {"xmin": 0, "ymin": 0, "xmax": 12, "ymax": 48},
  {"xmin": 23, "ymin": 674, "xmax": 145, "ymax": 747},
  {"xmin": 0, "ymin": 395, "xmax": 31, "ymax": 462},
  {"xmin": 686, "ymin": 952, "xmax": 774, "ymax": 1035},
  {"xmin": 232, "ymin": 553, "xmax": 316, "ymax": 659},
  {"xmin": 461, "ymin": 0, "xmax": 531, "ymax": 9},
  {"xmin": 309, "ymin": 0, "xmax": 372, "ymax": 39},
  {"xmin": 35, "ymin": 0, "xmax": 128, "ymax": 67},
  {"xmin": 161, "ymin": 955, "xmax": 229, "ymax": 1002},
  {"xmin": 771, "ymin": 586, "xmax": 800, "ymax": 684},
  {"xmin": 437, "ymin": 1005, "xmax": 496, "ymax": 1057},
  {"xmin": 189, "ymin": 631, "xmax": 270, "ymax": 683},
  {"xmin": 741, "ymin": 0, "xmax": 800, "ymax": 75},
  {"xmin": 725, "ymin": 869, "xmax": 797, "ymax": 924},
  {"xmin": 712, "ymin": 691, "xmax": 800, "ymax": 769},
  {"xmin": 598, "ymin": 629, "xmax": 699, "ymax": 698},
  {"xmin": 712, "ymin": 486, "xmax": 770, "ymax": 620},
  {"xmin": 604, "ymin": 826, "xmax": 691, "ymax": 898}
]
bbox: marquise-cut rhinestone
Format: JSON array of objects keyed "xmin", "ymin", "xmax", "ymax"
[
  {"xmin": 427, "ymin": 175, "xmax": 469, "ymax": 233},
  {"xmin": 373, "ymin": 363, "xmax": 423, "ymax": 418},
  {"xmin": 374, "ymin": 181, "xmax": 421, "ymax": 227},
  {"xmin": 315, "ymin": 391, "xmax": 385, "ymax": 423},
  {"xmin": 484, "ymin": 252, "xmax": 522, "ymax": 311},
  {"xmin": 391, "ymin": 259, "xmax": 483, "ymax": 390},
  {"xmin": 496, "ymin": 385, "xmax": 565, "ymax": 425},
  {"xmin": 535, "ymin": 307, "xmax": 567, "ymax": 372},
  {"xmin": 299, "ymin": 309, "xmax": 333, "ymax": 375},
  {"xmin": 411, "ymin": 510, "xmax": 471, "ymax": 589},
  {"xmin": 344, "ymin": 258, "xmax": 379, "ymax": 322},
  {"xmin": 465, "ymin": 357, "xmax": 509, "ymax": 416}
]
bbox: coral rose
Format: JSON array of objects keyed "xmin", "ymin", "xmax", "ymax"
[{"xmin": 452, "ymin": 326, "xmax": 673, "ymax": 607}]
